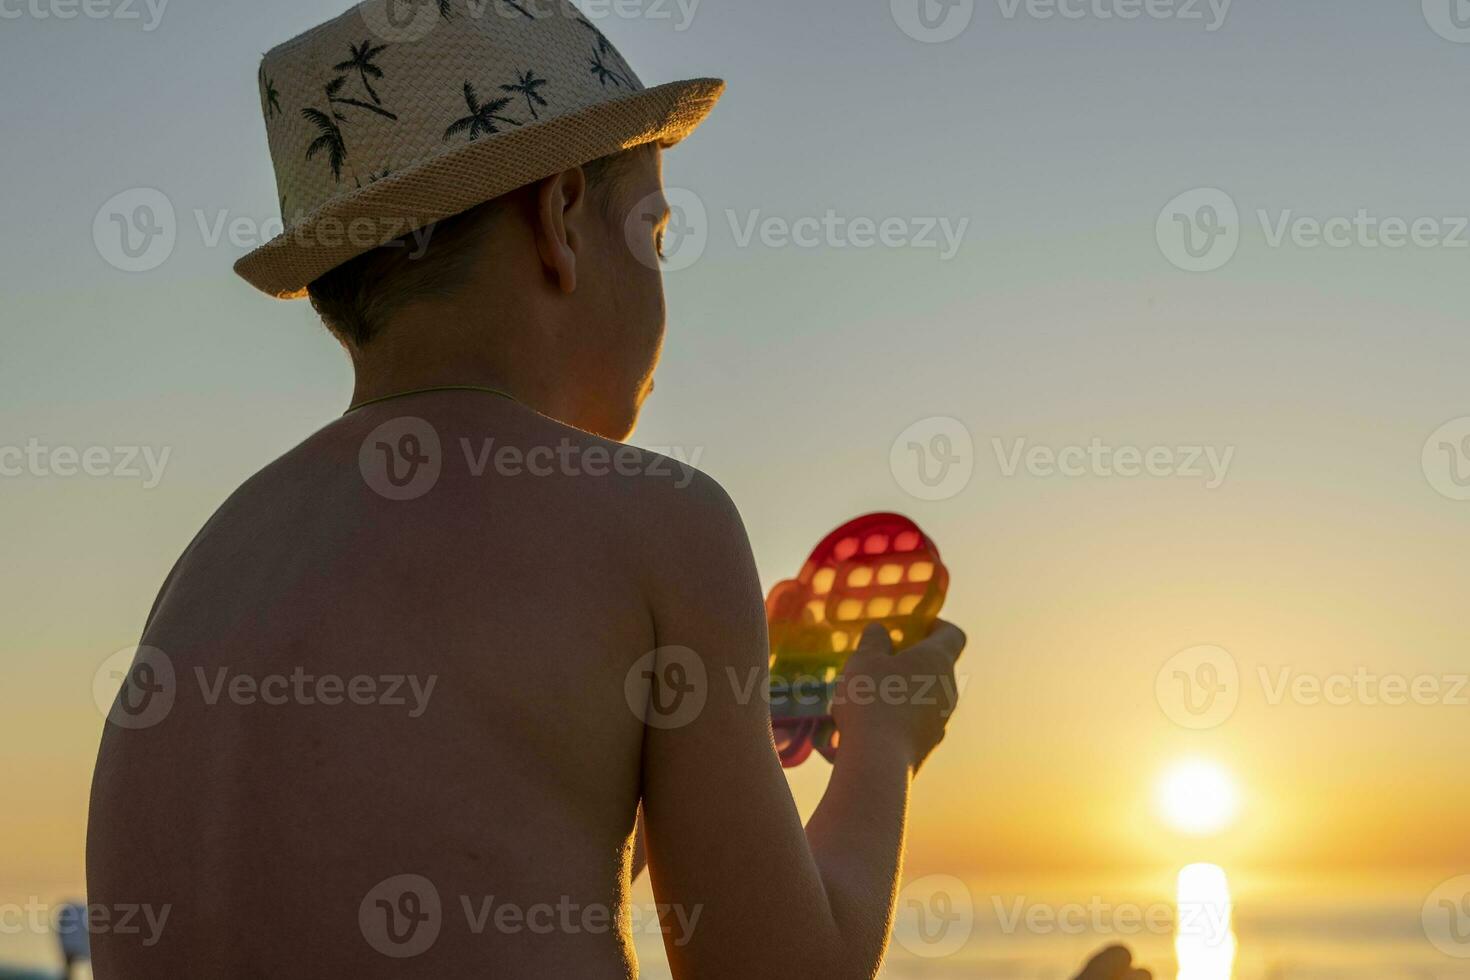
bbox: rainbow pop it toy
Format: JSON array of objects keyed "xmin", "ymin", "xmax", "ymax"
[{"xmin": 767, "ymin": 513, "xmax": 949, "ymax": 767}]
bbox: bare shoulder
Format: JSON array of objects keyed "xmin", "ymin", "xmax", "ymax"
[
  {"xmin": 189, "ymin": 402, "xmax": 763, "ymax": 635},
  {"xmin": 490, "ymin": 412, "xmax": 764, "ymax": 637},
  {"xmin": 478, "ymin": 408, "xmax": 749, "ymax": 564}
]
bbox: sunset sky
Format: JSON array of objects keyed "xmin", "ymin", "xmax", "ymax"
[{"xmin": 4, "ymin": 0, "xmax": 1470, "ymax": 974}]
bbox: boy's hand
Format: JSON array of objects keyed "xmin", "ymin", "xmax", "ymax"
[{"xmin": 832, "ymin": 619, "xmax": 966, "ymax": 774}]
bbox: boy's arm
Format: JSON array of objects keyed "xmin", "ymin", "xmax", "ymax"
[{"xmin": 637, "ymin": 475, "xmax": 965, "ymax": 980}]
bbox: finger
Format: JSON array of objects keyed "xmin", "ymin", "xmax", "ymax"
[
  {"xmin": 1073, "ymin": 945, "xmax": 1132, "ymax": 980},
  {"xmin": 854, "ymin": 622, "xmax": 894, "ymax": 657},
  {"xmin": 920, "ymin": 620, "xmax": 967, "ymax": 664}
]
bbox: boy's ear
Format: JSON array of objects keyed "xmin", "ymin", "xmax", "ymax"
[{"xmin": 534, "ymin": 166, "xmax": 590, "ymax": 294}]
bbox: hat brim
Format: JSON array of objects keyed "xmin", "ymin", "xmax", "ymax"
[{"xmin": 233, "ymin": 77, "xmax": 724, "ymax": 300}]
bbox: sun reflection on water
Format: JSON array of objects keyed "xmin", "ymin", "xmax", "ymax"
[{"xmin": 1175, "ymin": 863, "xmax": 1236, "ymax": 980}]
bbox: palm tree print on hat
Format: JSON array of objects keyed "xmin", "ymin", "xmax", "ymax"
[
  {"xmin": 576, "ymin": 14, "xmax": 613, "ymax": 56},
  {"xmin": 588, "ymin": 48, "xmax": 625, "ymax": 88},
  {"xmin": 334, "ymin": 40, "xmax": 390, "ymax": 106},
  {"xmin": 443, "ymin": 82, "xmax": 523, "ymax": 141},
  {"xmin": 501, "ymin": 69, "xmax": 548, "ymax": 120},
  {"xmin": 260, "ymin": 70, "xmax": 282, "ymax": 119},
  {"xmin": 302, "ymin": 99, "xmax": 350, "ymax": 184},
  {"xmin": 316, "ymin": 73, "xmax": 397, "ymax": 126},
  {"xmin": 325, "ymin": 45, "xmax": 399, "ymax": 121}
]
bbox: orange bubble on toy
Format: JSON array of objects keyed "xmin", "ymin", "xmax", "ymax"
[{"xmin": 767, "ymin": 513, "xmax": 949, "ymax": 767}]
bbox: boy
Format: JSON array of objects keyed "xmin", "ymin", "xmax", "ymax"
[{"xmin": 89, "ymin": 4, "xmax": 1147, "ymax": 978}]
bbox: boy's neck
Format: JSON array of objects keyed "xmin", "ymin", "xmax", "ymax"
[{"xmin": 347, "ymin": 306, "xmax": 564, "ymax": 419}]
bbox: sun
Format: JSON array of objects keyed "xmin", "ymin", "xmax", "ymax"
[{"xmin": 1156, "ymin": 758, "xmax": 1240, "ymax": 836}]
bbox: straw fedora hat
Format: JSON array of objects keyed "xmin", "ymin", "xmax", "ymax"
[{"xmin": 234, "ymin": 0, "xmax": 723, "ymax": 298}]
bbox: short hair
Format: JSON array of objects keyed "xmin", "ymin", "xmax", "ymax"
[{"xmin": 307, "ymin": 144, "xmax": 653, "ymax": 351}]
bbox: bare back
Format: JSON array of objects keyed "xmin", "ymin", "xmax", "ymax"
[{"xmin": 87, "ymin": 393, "xmax": 692, "ymax": 977}]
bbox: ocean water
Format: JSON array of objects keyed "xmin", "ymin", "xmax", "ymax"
[
  {"xmin": 3, "ymin": 872, "xmax": 1466, "ymax": 978},
  {"xmin": 631, "ymin": 870, "xmax": 1470, "ymax": 980}
]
